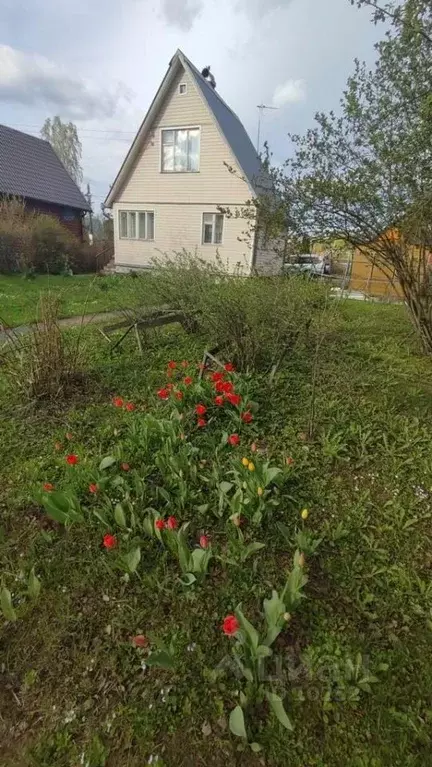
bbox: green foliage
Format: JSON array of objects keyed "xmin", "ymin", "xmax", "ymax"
[
  {"xmin": 271, "ymin": 0, "xmax": 432, "ymax": 351},
  {"xmin": 137, "ymin": 252, "xmax": 330, "ymax": 372}
]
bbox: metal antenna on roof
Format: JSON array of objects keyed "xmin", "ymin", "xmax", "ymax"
[{"xmin": 256, "ymin": 104, "xmax": 278, "ymax": 155}]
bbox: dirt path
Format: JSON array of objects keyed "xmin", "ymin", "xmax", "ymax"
[{"xmin": 0, "ymin": 310, "xmax": 123, "ymax": 343}]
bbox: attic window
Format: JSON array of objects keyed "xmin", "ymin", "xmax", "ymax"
[{"xmin": 179, "ymin": 83, "xmax": 187, "ymax": 95}]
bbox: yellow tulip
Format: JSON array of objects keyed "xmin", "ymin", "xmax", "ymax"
[
  {"xmin": 283, "ymin": 612, "xmax": 291, "ymax": 622},
  {"xmin": 298, "ymin": 552, "xmax": 306, "ymax": 568},
  {"xmin": 242, "ymin": 457, "xmax": 249, "ymax": 467},
  {"xmin": 301, "ymin": 508, "xmax": 309, "ymax": 520},
  {"xmin": 248, "ymin": 462, "xmax": 255, "ymax": 472},
  {"xmin": 257, "ymin": 486, "xmax": 264, "ymax": 497}
]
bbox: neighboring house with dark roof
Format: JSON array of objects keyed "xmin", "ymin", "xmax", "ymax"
[
  {"xmin": 0, "ymin": 124, "xmax": 91, "ymax": 241},
  {"xmin": 105, "ymin": 49, "xmax": 281, "ymax": 274}
]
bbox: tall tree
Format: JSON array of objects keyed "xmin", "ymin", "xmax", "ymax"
[
  {"xmin": 41, "ymin": 117, "xmax": 83, "ymax": 185},
  {"xmin": 265, "ymin": 0, "xmax": 432, "ymax": 352}
]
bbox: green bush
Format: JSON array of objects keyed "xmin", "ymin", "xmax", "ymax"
[
  {"xmin": 136, "ymin": 251, "xmax": 330, "ymax": 372},
  {"xmin": 0, "ymin": 197, "xmax": 107, "ymax": 275}
]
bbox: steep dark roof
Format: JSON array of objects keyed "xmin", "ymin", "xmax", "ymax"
[
  {"xmin": 183, "ymin": 55, "xmax": 264, "ymax": 191},
  {"xmin": 0, "ymin": 124, "xmax": 90, "ymax": 211}
]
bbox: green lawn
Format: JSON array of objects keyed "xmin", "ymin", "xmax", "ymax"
[
  {"xmin": 1, "ymin": 300, "xmax": 432, "ymax": 767},
  {"xmin": 0, "ymin": 274, "xmax": 140, "ymax": 326}
]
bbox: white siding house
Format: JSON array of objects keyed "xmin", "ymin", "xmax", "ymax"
[{"xmin": 105, "ymin": 50, "xmax": 282, "ymax": 275}]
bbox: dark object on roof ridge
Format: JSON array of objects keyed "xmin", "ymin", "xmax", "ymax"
[{"xmin": 0, "ymin": 124, "xmax": 90, "ymax": 211}]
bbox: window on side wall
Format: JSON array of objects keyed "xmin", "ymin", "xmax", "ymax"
[
  {"xmin": 119, "ymin": 210, "xmax": 155, "ymax": 240},
  {"xmin": 202, "ymin": 213, "xmax": 224, "ymax": 245},
  {"xmin": 161, "ymin": 127, "xmax": 200, "ymax": 172}
]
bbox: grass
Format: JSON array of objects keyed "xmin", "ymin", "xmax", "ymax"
[
  {"xmin": 0, "ymin": 274, "xmax": 141, "ymax": 327},
  {"xmin": 1, "ymin": 299, "xmax": 432, "ymax": 766}
]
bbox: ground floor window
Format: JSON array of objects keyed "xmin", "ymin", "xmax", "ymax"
[
  {"xmin": 202, "ymin": 213, "xmax": 224, "ymax": 245},
  {"xmin": 119, "ymin": 210, "xmax": 154, "ymax": 240}
]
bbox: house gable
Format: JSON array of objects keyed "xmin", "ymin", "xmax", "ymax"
[{"xmin": 110, "ymin": 62, "xmax": 254, "ymax": 206}]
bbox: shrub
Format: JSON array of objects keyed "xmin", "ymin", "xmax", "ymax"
[
  {"xmin": 0, "ymin": 196, "xmax": 107, "ymax": 275},
  {"xmin": 137, "ymin": 251, "xmax": 330, "ymax": 372},
  {"xmin": 0, "ymin": 294, "xmax": 85, "ymax": 401}
]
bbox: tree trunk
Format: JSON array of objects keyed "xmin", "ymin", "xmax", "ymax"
[{"xmin": 399, "ymin": 273, "xmax": 432, "ymax": 355}]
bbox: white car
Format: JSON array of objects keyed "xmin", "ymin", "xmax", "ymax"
[{"xmin": 284, "ymin": 254, "xmax": 331, "ymax": 277}]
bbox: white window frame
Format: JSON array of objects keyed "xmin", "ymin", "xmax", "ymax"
[
  {"xmin": 160, "ymin": 126, "xmax": 201, "ymax": 173},
  {"xmin": 179, "ymin": 83, "xmax": 187, "ymax": 95},
  {"xmin": 118, "ymin": 210, "xmax": 155, "ymax": 241},
  {"xmin": 202, "ymin": 212, "xmax": 224, "ymax": 245}
]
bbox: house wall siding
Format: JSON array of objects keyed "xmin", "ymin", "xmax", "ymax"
[
  {"xmin": 253, "ymin": 232, "xmax": 284, "ymax": 275},
  {"xmin": 113, "ymin": 64, "xmax": 254, "ymax": 279},
  {"xmin": 113, "ymin": 202, "xmax": 252, "ymax": 274}
]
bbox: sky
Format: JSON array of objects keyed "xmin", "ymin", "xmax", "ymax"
[{"xmin": 1, "ymin": 0, "xmax": 383, "ymax": 212}]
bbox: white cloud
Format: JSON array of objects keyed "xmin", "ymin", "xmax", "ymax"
[
  {"xmin": 0, "ymin": 44, "xmax": 132, "ymax": 120},
  {"xmin": 160, "ymin": 0, "xmax": 203, "ymax": 30},
  {"xmin": 272, "ymin": 78, "xmax": 306, "ymax": 107},
  {"xmin": 236, "ymin": 0, "xmax": 294, "ymax": 18}
]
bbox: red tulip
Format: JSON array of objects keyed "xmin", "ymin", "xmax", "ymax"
[
  {"xmin": 103, "ymin": 534, "xmax": 117, "ymax": 549},
  {"xmin": 181, "ymin": 360, "xmax": 189, "ymax": 368},
  {"xmin": 286, "ymin": 456, "xmax": 294, "ymax": 466},
  {"xmin": 66, "ymin": 454, "xmax": 78, "ymax": 465},
  {"xmin": 157, "ymin": 388, "xmax": 170, "ymax": 400},
  {"xmin": 125, "ymin": 402, "xmax": 136, "ymax": 412},
  {"xmin": 131, "ymin": 634, "xmax": 148, "ymax": 648},
  {"xmin": 168, "ymin": 361, "xmax": 177, "ymax": 370},
  {"xmin": 241, "ymin": 411, "xmax": 253, "ymax": 423},
  {"xmin": 227, "ymin": 434, "xmax": 240, "ymax": 447},
  {"xmin": 199, "ymin": 535, "xmax": 209, "ymax": 549},
  {"xmin": 212, "ymin": 371, "xmax": 225, "ymax": 383},
  {"xmin": 195, "ymin": 404, "xmax": 207, "ymax": 416},
  {"xmin": 197, "ymin": 417, "xmax": 207, "ymax": 428},
  {"xmin": 112, "ymin": 396, "xmax": 124, "ymax": 408},
  {"xmin": 214, "ymin": 395, "xmax": 224, "ymax": 407},
  {"xmin": 54, "ymin": 441, "xmax": 62, "ymax": 451},
  {"xmin": 89, "ymin": 483, "xmax": 98, "ymax": 494},
  {"xmin": 183, "ymin": 376, "xmax": 193, "ymax": 386},
  {"xmin": 43, "ymin": 482, "xmax": 54, "ymax": 492},
  {"xmin": 65, "ymin": 432, "xmax": 73, "ymax": 441},
  {"xmin": 121, "ymin": 462, "xmax": 130, "ymax": 472},
  {"xmin": 224, "ymin": 362, "xmax": 235, "ymax": 372},
  {"xmin": 222, "ymin": 615, "xmax": 240, "ymax": 636},
  {"xmin": 226, "ymin": 392, "xmax": 241, "ymax": 407},
  {"xmin": 221, "ymin": 381, "xmax": 234, "ymax": 394},
  {"xmin": 155, "ymin": 519, "xmax": 165, "ymax": 530},
  {"xmin": 174, "ymin": 390, "xmax": 184, "ymax": 401},
  {"xmin": 166, "ymin": 516, "xmax": 178, "ymax": 530}
]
